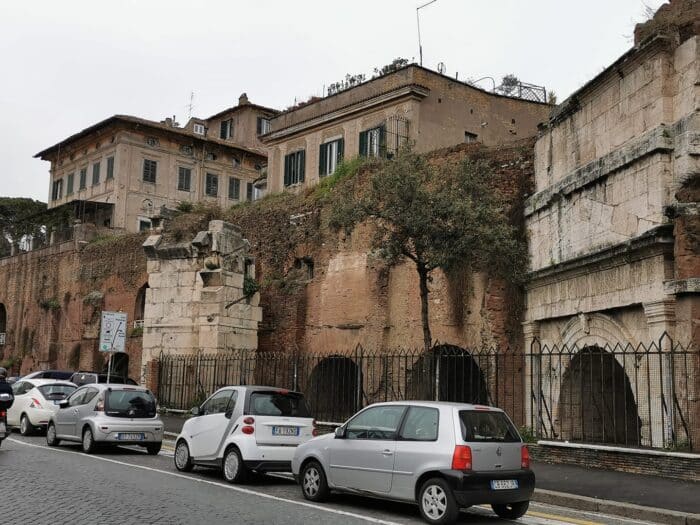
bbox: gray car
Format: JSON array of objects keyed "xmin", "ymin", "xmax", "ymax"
[
  {"xmin": 291, "ymin": 401, "xmax": 534, "ymax": 524},
  {"xmin": 46, "ymin": 383, "xmax": 164, "ymax": 455}
]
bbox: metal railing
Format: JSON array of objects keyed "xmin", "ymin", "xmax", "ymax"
[{"xmin": 157, "ymin": 335, "xmax": 698, "ymax": 451}]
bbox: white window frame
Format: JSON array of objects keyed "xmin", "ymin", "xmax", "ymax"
[{"xmin": 193, "ymin": 123, "xmax": 205, "ymax": 135}]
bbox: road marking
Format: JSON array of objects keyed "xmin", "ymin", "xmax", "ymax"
[
  {"xmin": 526, "ymin": 510, "xmax": 603, "ymax": 525},
  {"xmin": 8, "ymin": 438, "xmax": 401, "ymax": 525}
]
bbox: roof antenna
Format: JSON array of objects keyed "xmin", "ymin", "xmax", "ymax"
[
  {"xmin": 416, "ymin": 0, "xmax": 438, "ymax": 67},
  {"xmin": 186, "ymin": 91, "xmax": 195, "ymax": 120}
]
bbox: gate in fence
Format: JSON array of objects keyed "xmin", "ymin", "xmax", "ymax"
[{"xmin": 157, "ymin": 334, "xmax": 698, "ymax": 451}]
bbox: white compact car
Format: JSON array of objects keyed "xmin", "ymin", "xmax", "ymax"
[
  {"xmin": 174, "ymin": 386, "xmax": 316, "ymax": 483},
  {"xmin": 9, "ymin": 379, "xmax": 77, "ymax": 435}
]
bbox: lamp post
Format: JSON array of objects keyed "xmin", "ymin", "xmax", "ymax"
[{"xmin": 416, "ymin": 0, "xmax": 438, "ymax": 67}]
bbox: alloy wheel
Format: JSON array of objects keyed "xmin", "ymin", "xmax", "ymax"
[
  {"xmin": 175, "ymin": 442, "xmax": 189, "ymax": 469},
  {"xmin": 223, "ymin": 449, "xmax": 240, "ymax": 480},
  {"xmin": 47, "ymin": 424, "xmax": 56, "ymax": 443},
  {"xmin": 422, "ymin": 484, "xmax": 447, "ymax": 521},
  {"xmin": 20, "ymin": 415, "xmax": 29, "ymax": 435},
  {"xmin": 303, "ymin": 466, "xmax": 321, "ymax": 497}
]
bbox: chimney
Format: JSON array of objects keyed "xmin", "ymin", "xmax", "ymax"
[{"xmin": 238, "ymin": 93, "xmax": 250, "ymax": 106}]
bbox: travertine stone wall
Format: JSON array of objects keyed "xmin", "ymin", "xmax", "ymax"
[{"xmin": 141, "ymin": 220, "xmax": 262, "ymax": 364}]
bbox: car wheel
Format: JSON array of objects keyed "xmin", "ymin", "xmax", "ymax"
[
  {"xmin": 418, "ymin": 478, "xmax": 460, "ymax": 524},
  {"xmin": 46, "ymin": 423, "xmax": 60, "ymax": 447},
  {"xmin": 492, "ymin": 501, "xmax": 529, "ymax": 519},
  {"xmin": 300, "ymin": 460, "xmax": 330, "ymax": 502},
  {"xmin": 222, "ymin": 447, "xmax": 247, "ymax": 484},
  {"xmin": 82, "ymin": 427, "xmax": 96, "ymax": 454},
  {"xmin": 20, "ymin": 414, "xmax": 34, "ymax": 436},
  {"xmin": 174, "ymin": 440, "xmax": 193, "ymax": 472},
  {"xmin": 146, "ymin": 442, "xmax": 162, "ymax": 455}
]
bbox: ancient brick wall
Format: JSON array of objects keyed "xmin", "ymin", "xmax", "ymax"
[{"xmin": 0, "ymin": 234, "xmax": 148, "ymax": 380}]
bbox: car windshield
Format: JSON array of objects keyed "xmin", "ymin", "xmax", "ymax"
[
  {"xmin": 248, "ymin": 391, "xmax": 310, "ymax": 417},
  {"xmin": 38, "ymin": 384, "xmax": 76, "ymax": 400},
  {"xmin": 459, "ymin": 410, "xmax": 520, "ymax": 443},
  {"xmin": 105, "ymin": 389, "xmax": 157, "ymax": 418}
]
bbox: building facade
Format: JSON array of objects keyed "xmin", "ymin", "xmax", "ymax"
[
  {"xmin": 35, "ymin": 95, "xmax": 274, "ymax": 233},
  {"xmin": 262, "ymin": 65, "xmax": 551, "ymax": 193}
]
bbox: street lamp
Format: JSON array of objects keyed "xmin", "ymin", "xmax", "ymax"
[{"xmin": 416, "ymin": 0, "xmax": 438, "ymax": 67}]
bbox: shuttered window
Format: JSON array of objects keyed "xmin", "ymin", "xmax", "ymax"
[
  {"xmin": 219, "ymin": 119, "xmax": 233, "ymax": 139},
  {"xmin": 228, "ymin": 177, "xmax": 240, "ymax": 200},
  {"xmin": 51, "ymin": 179, "xmax": 63, "ymax": 201},
  {"xmin": 246, "ymin": 182, "xmax": 253, "ymax": 201},
  {"xmin": 256, "ymin": 117, "xmax": 271, "ymax": 135},
  {"xmin": 178, "ymin": 167, "xmax": 191, "ymax": 191},
  {"xmin": 143, "ymin": 159, "xmax": 157, "ymax": 183},
  {"xmin": 79, "ymin": 168, "xmax": 87, "ymax": 190},
  {"xmin": 66, "ymin": 173, "xmax": 74, "ymax": 195},
  {"xmin": 319, "ymin": 138, "xmax": 344, "ymax": 177},
  {"xmin": 92, "ymin": 162, "xmax": 100, "ymax": 185},
  {"xmin": 205, "ymin": 173, "xmax": 218, "ymax": 196},
  {"xmin": 359, "ymin": 125, "xmax": 386, "ymax": 157},
  {"xmin": 106, "ymin": 156, "xmax": 115, "ymax": 179},
  {"xmin": 283, "ymin": 150, "xmax": 305, "ymax": 187}
]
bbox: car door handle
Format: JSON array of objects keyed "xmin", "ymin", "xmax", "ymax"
[
  {"xmin": 73, "ymin": 409, "xmax": 79, "ymax": 414},
  {"xmin": 381, "ymin": 450, "xmax": 394, "ymax": 456}
]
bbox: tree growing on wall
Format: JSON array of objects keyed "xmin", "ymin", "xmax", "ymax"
[
  {"xmin": 329, "ymin": 150, "xmax": 526, "ymax": 352},
  {"xmin": 0, "ymin": 197, "xmax": 48, "ymax": 256}
]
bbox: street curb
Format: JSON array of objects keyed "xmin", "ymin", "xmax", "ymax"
[{"xmin": 533, "ymin": 489, "xmax": 700, "ymax": 525}]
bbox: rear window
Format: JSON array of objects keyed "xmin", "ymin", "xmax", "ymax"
[
  {"xmin": 459, "ymin": 410, "xmax": 520, "ymax": 443},
  {"xmin": 71, "ymin": 373, "xmax": 97, "ymax": 386},
  {"xmin": 105, "ymin": 389, "xmax": 157, "ymax": 418},
  {"xmin": 248, "ymin": 391, "xmax": 310, "ymax": 417},
  {"xmin": 38, "ymin": 384, "xmax": 76, "ymax": 400}
]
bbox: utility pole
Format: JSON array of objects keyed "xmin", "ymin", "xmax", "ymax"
[{"xmin": 416, "ymin": 0, "xmax": 438, "ymax": 67}]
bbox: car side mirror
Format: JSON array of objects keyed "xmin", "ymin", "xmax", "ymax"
[
  {"xmin": 334, "ymin": 426, "xmax": 345, "ymax": 439},
  {"xmin": 58, "ymin": 400, "xmax": 69, "ymax": 408},
  {"xmin": 224, "ymin": 408, "xmax": 233, "ymax": 419},
  {"xmin": 190, "ymin": 406, "xmax": 200, "ymax": 416}
]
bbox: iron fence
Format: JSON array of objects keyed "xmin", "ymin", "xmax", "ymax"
[{"xmin": 157, "ymin": 334, "xmax": 698, "ymax": 451}]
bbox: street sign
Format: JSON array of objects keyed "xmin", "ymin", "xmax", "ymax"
[{"xmin": 99, "ymin": 311, "xmax": 127, "ymax": 353}]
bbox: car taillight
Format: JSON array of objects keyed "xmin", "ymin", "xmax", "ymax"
[
  {"xmin": 452, "ymin": 445, "xmax": 472, "ymax": 471},
  {"xmin": 29, "ymin": 398, "xmax": 43, "ymax": 409},
  {"xmin": 242, "ymin": 426, "xmax": 254, "ymax": 435},
  {"xmin": 312, "ymin": 419, "xmax": 319, "ymax": 437},
  {"xmin": 0, "ymin": 410, "xmax": 5, "ymax": 417},
  {"xmin": 243, "ymin": 417, "xmax": 255, "ymax": 425},
  {"xmin": 521, "ymin": 445, "xmax": 530, "ymax": 469}
]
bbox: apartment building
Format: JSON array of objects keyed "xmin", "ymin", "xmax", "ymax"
[
  {"xmin": 261, "ymin": 65, "xmax": 551, "ymax": 193},
  {"xmin": 35, "ymin": 94, "xmax": 276, "ymax": 233}
]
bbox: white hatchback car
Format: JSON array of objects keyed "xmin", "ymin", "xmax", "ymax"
[
  {"xmin": 174, "ymin": 386, "xmax": 316, "ymax": 483},
  {"xmin": 9, "ymin": 379, "xmax": 77, "ymax": 435},
  {"xmin": 292, "ymin": 401, "xmax": 534, "ymax": 524}
]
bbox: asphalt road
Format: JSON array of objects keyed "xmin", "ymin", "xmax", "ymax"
[{"xmin": 1, "ymin": 433, "xmax": 662, "ymax": 525}]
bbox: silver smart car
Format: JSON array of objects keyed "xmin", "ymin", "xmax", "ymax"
[
  {"xmin": 46, "ymin": 383, "xmax": 163, "ymax": 455},
  {"xmin": 291, "ymin": 401, "xmax": 534, "ymax": 524}
]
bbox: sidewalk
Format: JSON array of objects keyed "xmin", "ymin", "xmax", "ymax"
[{"xmin": 532, "ymin": 460, "xmax": 700, "ymax": 515}]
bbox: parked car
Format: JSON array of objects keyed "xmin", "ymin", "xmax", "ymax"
[
  {"xmin": 291, "ymin": 401, "xmax": 534, "ymax": 524},
  {"xmin": 46, "ymin": 384, "xmax": 163, "ymax": 455},
  {"xmin": 174, "ymin": 386, "xmax": 316, "ymax": 483},
  {"xmin": 69, "ymin": 371, "xmax": 138, "ymax": 387},
  {"xmin": 8, "ymin": 379, "xmax": 77, "ymax": 435},
  {"xmin": 22, "ymin": 370, "xmax": 75, "ymax": 381}
]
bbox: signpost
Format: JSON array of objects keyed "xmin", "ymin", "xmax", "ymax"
[{"xmin": 100, "ymin": 311, "xmax": 127, "ymax": 383}]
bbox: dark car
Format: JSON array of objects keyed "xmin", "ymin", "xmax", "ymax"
[
  {"xmin": 69, "ymin": 372, "xmax": 138, "ymax": 387},
  {"xmin": 22, "ymin": 370, "xmax": 75, "ymax": 381}
]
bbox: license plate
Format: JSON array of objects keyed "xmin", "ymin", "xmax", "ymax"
[
  {"xmin": 491, "ymin": 479, "xmax": 518, "ymax": 490},
  {"xmin": 117, "ymin": 432, "xmax": 144, "ymax": 441},
  {"xmin": 272, "ymin": 426, "xmax": 299, "ymax": 436}
]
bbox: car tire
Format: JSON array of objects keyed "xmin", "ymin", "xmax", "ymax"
[
  {"xmin": 300, "ymin": 460, "xmax": 330, "ymax": 502},
  {"xmin": 418, "ymin": 477, "xmax": 460, "ymax": 525},
  {"xmin": 222, "ymin": 447, "xmax": 248, "ymax": 484},
  {"xmin": 146, "ymin": 442, "xmax": 162, "ymax": 455},
  {"xmin": 82, "ymin": 427, "xmax": 97, "ymax": 454},
  {"xmin": 20, "ymin": 414, "xmax": 34, "ymax": 436},
  {"xmin": 491, "ymin": 501, "xmax": 529, "ymax": 519},
  {"xmin": 46, "ymin": 423, "xmax": 60, "ymax": 447},
  {"xmin": 174, "ymin": 440, "xmax": 194, "ymax": 472}
]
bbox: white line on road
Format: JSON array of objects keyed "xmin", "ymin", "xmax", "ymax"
[{"xmin": 8, "ymin": 438, "xmax": 401, "ymax": 525}]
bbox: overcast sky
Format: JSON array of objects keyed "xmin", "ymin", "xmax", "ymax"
[{"xmin": 1, "ymin": 0, "xmax": 666, "ymax": 202}]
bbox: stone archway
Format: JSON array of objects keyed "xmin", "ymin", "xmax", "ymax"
[
  {"xmin": 307, "ymin": 356, "xmax": 359, "ymax": 422},
  {"xmin": 558, "ymin": 346, "xmax": 641, "ymax": 446},
  {"xmin": 408, "ymin": 345, "xmax": 489, "ymax": 404}
]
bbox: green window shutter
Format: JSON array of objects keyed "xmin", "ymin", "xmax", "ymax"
[
  {"xmin": 106, "ymin": 157, "xmax": 114, "ymax": 179},
  {"xmin": 359, "ymin": 131, "xmax": 367, "ymax": 156},
  {"xmin": 299, "ymin": 150, "xmax": 305, "ymax": 182},
  {"xmin": 284, "ymin": 154, "xmax": 290, "ymax": 186},
  {"xmin": 319, "ymin": 143, "xmax": 327, "ymax": 176},
  {"xmin": 379, "ymin": 125, "xmax": 387, "ymax": 158},
  {"xmin": 337, "ymin": 138, "xmax": 344, "ymax": 164}
]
